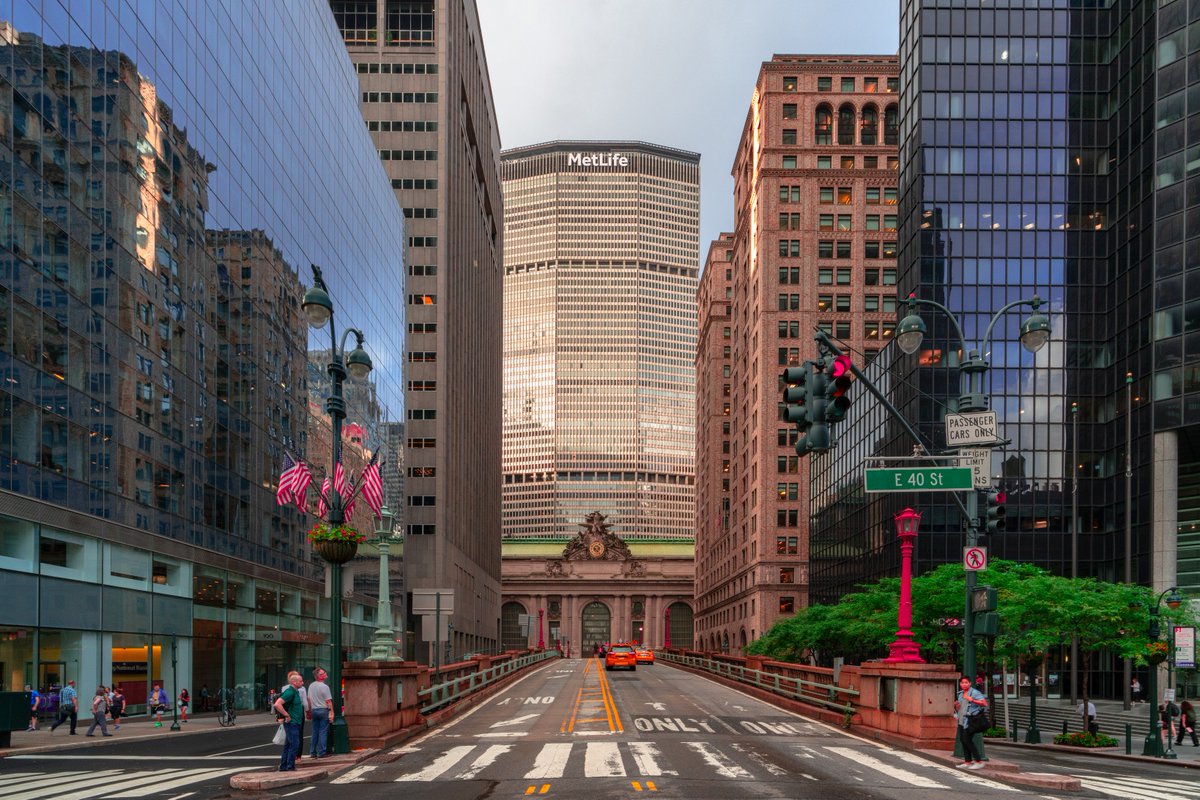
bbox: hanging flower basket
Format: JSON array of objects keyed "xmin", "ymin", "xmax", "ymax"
[
  {"xmin": 308, "ymin": 522, "xmax": 365, "ymax": 565},
  {"xmin": 1144, "ymin": 641, "xmax": 1169, "ymax": 665}
]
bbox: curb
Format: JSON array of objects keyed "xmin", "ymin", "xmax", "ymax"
[
  {"xmin": 0, "ymin": 715, "xmax": 277, "ymax": 758},
  {"xmin": 916, "ymin": 748, "xmax": 1081, "ymax": 791},
  {"xmin": 230, "ymin": 750, "xmax": 380, "ymax": 791},
  {"xmin": 986, "ymin": 738, "xmax": 1200, "ymax": 769}
]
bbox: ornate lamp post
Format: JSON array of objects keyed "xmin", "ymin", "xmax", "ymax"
[
  {"xmin": 302, "ymin": 265, "xmax": 373, "ymax": 755},
  {"xmin": 884, "ymin": 508, "xmax": 924, "ymax": 663},
  {"xmin": 664, "ymin": 606, "xmax": 671, "ymax": 649},
  {"xmin": 537, "ymin": 609, "xmax": 545, "ymax": 650},
  {"xmin": 1143, "ymin": 587, "xmax": 1182, "ymax": 758},
  {"xmin": 895, "ymin": 293, "xmax": 1050, "ymax": 681},
  {"xmin": 367, "ymin": 506, "xmax": 398, "ymax": 661}
]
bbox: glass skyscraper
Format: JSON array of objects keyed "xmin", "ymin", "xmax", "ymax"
[
  {"xmin": 501, "ymin": 142, "xmax": 698, "ymax": 542},
  {"xmin": 0, "ymin": 1, "xmax": 405, "ymax": 709},
  {"xmin": 810, "ymin": 0, "xmax": 1200, "ymax": 699}
]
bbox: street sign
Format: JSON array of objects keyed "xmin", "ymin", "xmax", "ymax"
[
  {"xmin": 420, "ymin": 615, "xmax": 451, "ymax": 640},
  {"xmin": 963, "ymin": 546, "xmax": 988, "ymax": 571},
  {"xmin": 959, "ymin": 448, "xmax": 992, "ymax": 489},
  {"xmin": 864, "ymin": 466, "xmax": 973, "ymax": 493},
  {"xmin": 411, "ymin": 588, "xmax": 455, "ymax": 615},
  {"xmin": 1177, "ymin": 626, "xmax": 1196, "ymax": 669},
  {"xmin": 945, "ymin": 411, "xmax": 999, "ymax": 446}
]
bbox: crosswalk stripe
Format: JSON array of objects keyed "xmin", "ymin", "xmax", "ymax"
[
  {"xmin": 1078, "ymin": 774, "xmax": 1200, "ymax": 794},
  {"xmin": 1079, "ymin": 777, "xmax": 1192, "ymax": 800},
  {"xmin": 0, "ymin": 770, "xmax": 188, "ymax": 800},
  {"xmin": 683, "ymin": 741, "xmax": 751, "ymax": 779},
  {"xmin": 0, "ymin": 772, "xmax": 103, "ymax": 791},
  {"xmin": 106, "ymin": 768, "xmax": 252, "ymax": 798},
  {"xmin": 524, "ymin": 743, "xmax": 572, "ymax": 779},
  {"xmin": 584, "ymin": 742, "xmax": 625, "ymax": 777},
  {"xmin": 395, "ymin": 745, "xmax": 474, "ymax": 781},
  {"xmin": 627, "ymin": 742, "xmax": 677, "ymax": 776},
  {"xmin": 331, "ymin": 765, "xmax": 377, "ymax": 784},
  {"xmin": 889, "ymin": 750, "xmax": 1018, "ymax": 791},
  {"xmin": 731, "ymin": 743, "xmax": 787, "ymax": 777},
  {"xmin": 825, "ymin": 747, "xmax": 947, "ymax": 789},
  {"xmin": 454, "ymin": 745, "xmax": 512, "ymax": 779}
]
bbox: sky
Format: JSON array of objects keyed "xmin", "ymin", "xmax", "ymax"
[{"xmin": 476, "ymin": 0, "xmax": 901, "ymax": 260}]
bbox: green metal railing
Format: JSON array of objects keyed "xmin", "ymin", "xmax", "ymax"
[
  {"xmin": 658, "ymin": 651, "xmax": 858, "ymax": 713},
  {"xmin": 418, "ymin": 650, "xmax": 558, "ymax": 715}
]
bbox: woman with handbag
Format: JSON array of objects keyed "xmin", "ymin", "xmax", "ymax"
[{"xmin": 954, "ymin": 674, "xmax": 988, "ymax": 770}]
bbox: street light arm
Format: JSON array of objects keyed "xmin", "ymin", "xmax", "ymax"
[
  {"xmin": 979, "ymin": 295, "xmax": 1044, "ymax": 357},
  {"xmin": 338, "ymin": 327, "xmax": 366, "ymax": 363},
  {"xmin": 904, "ymin": 295, "xmax": 969, "ymax": 354}
]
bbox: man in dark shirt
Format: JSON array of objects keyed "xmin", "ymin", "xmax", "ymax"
[{"xmin": 273, "ymin": 671, "xmax": 304, "ymax": 771}]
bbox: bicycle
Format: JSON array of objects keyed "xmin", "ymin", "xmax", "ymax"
[{"xmin": 218, "ymin": 699, "xmax": 236, "ymax": 727}]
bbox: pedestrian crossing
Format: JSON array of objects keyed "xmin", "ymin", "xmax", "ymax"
[
  {"xmin": 332, "ymin": 739, "xmax": 1021, "ymax": 790},
  {"xmin": 1076, "ymin": 770, "xmax": 1200, "ymax": 800},
  {"xmin": 0, "ymin": 767, "xmax": 255, "ymax": 799}
]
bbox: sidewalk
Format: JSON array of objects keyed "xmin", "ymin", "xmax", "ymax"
[{"xmin": 1, "ymin": 711, "xmax": 276, "ymax": 757}]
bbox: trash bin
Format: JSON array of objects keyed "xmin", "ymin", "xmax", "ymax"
[{"xmin": 0, "ymin": 691, "xmax": 31, "ymax": 748}]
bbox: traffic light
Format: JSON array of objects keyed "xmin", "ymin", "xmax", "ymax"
[
  {"xmin": 825, "ymin": 355, "xmax": 853, "ymax": 424},
  {"xmin": 781, "ymin": 362, "xmax": 828, "ymax": 454},
  {"xmin": 985, "ymin": 490, "xmax": 1006, "ymax": 534}
]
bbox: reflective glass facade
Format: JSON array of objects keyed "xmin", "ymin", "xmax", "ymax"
[
  {"xmin": 0, "ymin": 1, "xmax": 405, "ymax": 703},
  {"xmin": 810, "ymin": 0, "xmax": 1200, "ymax": 698},
  {"xmin": 501, "ymin": 142, "xmax": 698, "ymax": 541}
]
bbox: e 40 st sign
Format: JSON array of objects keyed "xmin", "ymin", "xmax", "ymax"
[{"xmin": 864, "ymin": 466, "xmax": 974, "ymax": 493}]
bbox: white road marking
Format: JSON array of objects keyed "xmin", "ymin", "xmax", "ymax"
[
  {"xmin": 524, "ymin": 743, "xmax": 572, "ymax": 779},
  {"xmin": 731, "ymin": 742, "xmax": 787, "ymax": 776},
  {"xmin": 454, "ymin": 744, "xmax": 512, "ymax": 779},
  {"xmin": 683, "ymin": 741, "xmax": 751, "ymax": 779},
  {"xmin": 645, "ymin": 702, "xmax": 667, "ymax": 712},
  {"xmin": 3, "ymin": 771, "xmax": 185, "ymax": 800},
  {"xmin": 490, "ymin": 713, "xmax": 540, "ymax": 728},
  {"xmin": 1078, "ymin": 776, "xmax": 1193, "ymax": 800},
  {"xmin": 331, "ymin": 765, "xmax": 378, "ymax": 784},
  {"xmin": 475, "ymin": 732, "xmax": 528, "ymax": 738},
  {"xmin": 890, "ymin": 750, "xmax": 1018, "ymax": 790},
  {"xmin": 395, "ymin": 745, "xmax": 474, "ymax": 781},
  {"xmin": 825, "ymin": 747, "xmax": 946, "ymax": 789},
  {"xmin": 108, "ymin": 768, "xmax": 256, "ymax": 798},
  {"xmin": 280, "ymin": 789, "xmax": 315, "ymax": 797},
  {"xmin": 571, "ymin": 730, "xmax": 616, "ymax": 736},
  {"xmin": 167, "ymin": 794, "xmax": 195, "ymax": 800},
  {"xmin": 627, "ymin": 742, "xmax": 677, "ymax": 776},
  {"xmin": 584, "ymin": 742, "xmax": 625, "ymax": 777}
]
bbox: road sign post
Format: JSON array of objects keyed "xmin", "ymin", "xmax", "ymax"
[{"xmin": 864, "ymin": 466, "xmax": 973, "ymax": 493}]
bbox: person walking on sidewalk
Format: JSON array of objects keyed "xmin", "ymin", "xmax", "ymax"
[
  {"xmin": 1177, "ymin": 699, "xmax": 1199, "ymax": 746},
  {"xmin": 954, "ymin": 675, "xmax": 988, "ymax": 770},
  {"xmin": 307, "ymin": 667, "xmax": 333, "ymax": 758},
  {"xmin": 50, "ymin": 680, "xmax": 78, "ymax": 734},
  {"xmin": 86, "ymin": 687, "xmax": 112, "ymax": 737},
  {"xmin": 1131, "ymin": 677, "xmax": 1143, "ymax": 703},
  {"xmin": 273, "ymin": 671, "xmax": 304, "ymax": 772},
  {"xmin": 178, "ymin": 688, "xmax": 189, "ymax": 723},
  {"xmin": 110, "ymin": 686, "xmax": 125, "ymax": 730},
  {"xmin": 26, "ymin": 684, "xmax": 40, "ymax": 731},
  {"xmin": 150, "ymin": 683, "xmax": 169, "ymax": 727}
]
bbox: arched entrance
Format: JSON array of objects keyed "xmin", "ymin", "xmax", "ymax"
[
  {"xmin": 500, "ymin": 602, "xmax": 527, "ymax": 651},
  {"xmin": 667, "ymin": 602, "xmax": 694, "ymax": 649},
  {"xmin": 581, "ymin": 602, "xmax": 611, "ymax": 656}
]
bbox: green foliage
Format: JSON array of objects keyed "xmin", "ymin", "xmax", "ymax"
[
  {"xmin": 747, "ymin": 559, "xmax": 1197, "ymax": 668},
  {"xmin": 1053, "ymin": 731, "xmax": 1118, "ymax": 748},
  {"xmin": 982, "ymin": 726, "xmax": 1007, "ymax": 738}
]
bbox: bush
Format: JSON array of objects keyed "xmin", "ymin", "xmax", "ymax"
[
  {"xmin": 983, "ymin": 726, "xmax": 1007, "ymax": 738},
  {"xmin": 1053, "ymin": 731, "xmax": 1118, "ymax": 748}
]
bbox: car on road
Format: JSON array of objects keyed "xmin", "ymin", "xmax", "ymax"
[
  {"xmin": 635, "ymin": 647, "xmax": 654, "ymax": 665},
  {"xmin": 605, "ymin": 643, "xmax": 637, "ymax": 671}
]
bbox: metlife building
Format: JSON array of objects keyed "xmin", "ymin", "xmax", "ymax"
[{"xmin": 0, "ymin": 1, "xmax": 405, "ymax": 710}]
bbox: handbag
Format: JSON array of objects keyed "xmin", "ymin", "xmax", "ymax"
[
  {"xmin": 966, "ymin": 711, "xmax": 989, "ymax": 735},
  {"xmin": 272, "ymin": 723, "xmax": 287, "ymax": 746}
]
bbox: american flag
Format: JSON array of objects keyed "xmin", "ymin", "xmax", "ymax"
[
  {"xmin": 333, "ymin": 461, "xmax": 356, "ymax": 516},
  {"xmin": 276, "ymin": 453, "xmax": 310, "ymax": 507},
  {"xmin": 317, "ymin": 476, "xmax": 331, "ymax": 518},
  {"xmin": 360, "ymin": 456, "xmax": 384, "ymax": 519}
]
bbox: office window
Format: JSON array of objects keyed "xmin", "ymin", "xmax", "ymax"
[
  {"xmin": 884, "ymin": 188, "xmax": 898, "ymax": 204},
  {"xmin": 837, "ymin": 215, "xmax": 852, "ymax": 231},
  {"xmin": 840, "ymin": 77, "xmax": 855, "ymax": 92},
  {"xmin": 883, "ymin": 241, "xmax": 898, "ymax": 258},
  {"xmin": 883, "ymin": 295, "xmax": 897, "ymax": 313},
  {"xmin": 882, "ymin": 268, "xmax": 897, "ymax": 284},
  {"xmin": 777, "ymin": 483, "xmax": 799, "ymax": 501},
  {"xmin": 780, "ymin": 597, "xmax": 795, "ymax": 614},
  {"xmin": 782, "ymin": 129, "xmax": 797, "ymax": 145},
  {"xmin": 864, "ymin": 77, "xmax": 878, "ymax": 93},
  {"xmin": 866, "ymin": 187, "xmax": 880, "ymax": 203},
  {"xmin": 836, "ymin": 295, "xmax": 851, "ymax": 312},
  {"xmin": 836, "ymin": 241, "xmax": 852, "ymax": 258},
  {"xmin": 866, "ymin": 215, "xmax": 880, "ymax": 231},
  {"xmin": 817, "ymin": 294, "xmax": 832, "ymax": 311},
  {"xmin": 886, "ymin": 77, "xmax": 898, "ymax": 93},
  {"xmin": 863, "ymin": 156, "xmax": 878, "ymax": 169},
  {"xmin": 865, "ymin": 321, "xmax": 880, "ymax": 340},
  {"xmin": 865, "ymin": 268, "xmax": 879, "ymax": 285},
  {"xmin": 818, "ymin": 241, "xmax": 833, "ymax": 258},
  {"xmin": 818, "ymin": 156, "xmax": 832, "ymax": 169},
  {"xmin": 841, "ymin": 155, "xmax": 855, "ymax": 169},
  {"xmin": 783, "ymin": 155, "xmax": 797, "ymax": 168},
  {"xmin": 887, "ymin": 156, "xmax": 899, "ymax": 170},
  {"xmin": 783, "ymin": 76, "xmax": 798, "ymax": 92},
  {"xmin": 882, "ymin": 321, "xmax": 896, "ymax": 339},
  {"xmin": 836, "ymin": 321, "xmax": 852, "ymax": 338},
  {"xmin": 836, "ymin": 268, "xmax": 852, "ymax": 285},
  {"xmin": 779, "ymin": 266, "xmax": 801, "ymax": 284},
  {"xmin": 864, "ymin": 295, "xmax": 879, "ymax": 312},
  {"xmin": 782, "ymin": 103, "xmax": 798, "ymax": 119},
  {"xmin": 865, "ymin": 241, "xmax": 881, "ymax": 259},
  {"xmin": 819, "ymin": 187, "xmax": 834, "ymax": 203},
  {"xmin": 838, "ymin": 186, "xmax": 852, "ymax": 204},
  {"xmin": 818, "ymin": 269, "xmax": 833, "ymax": 285},
  {"xmin": 817, "ymin": 76, "xmax": 832, "ymax": 91},
  {"xmin": 780, "ymin": 568, "xmax": 795, "ymax": 583},
  {"xmin": 884, "ymin": 214, "xmax": 898, "ymax": 232},
  {"xmin": 819, "ymin": 214, "xmax": 834, "ymax": 231}
]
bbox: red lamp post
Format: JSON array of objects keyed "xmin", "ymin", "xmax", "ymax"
[
  {"xmin": 537, "ymin": 608, "xmax": 545, "ymax": 649},
  {"xmin": 884, "ymin": 508, "xmax": 925, "ymax": 663},
  {"xmin": 664, "ymin": 606, "xmax": 671, "ymax": 649}
]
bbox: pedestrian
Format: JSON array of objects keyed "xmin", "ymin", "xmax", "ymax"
[
  {"xmin": 280, "ymin": 675, "xmax": 308, "ymax": 762},
  {"xmin": 200, "ymin": 684, "xmax": 210, "ymax": 712},
  {"xmin": 1075, "ymin": 700, "xmax": 1098, "ymax": 734},
  {"xmin": 1177, "ymin": 700, "xmax": 1199, "ymax": 746},
  {"xmin": 307, "ymin": 667, "xmax": 333, "ymax": 759},
  {"xmin": 178, "ymin": 688, "xmax": 189, "ymax": 723},
  {"xmin": 1131, "ymin": 677, "xmax": 1143, "ymax": 703},
  {"xmin": 110, "ymin": 686, "xmax": 125, "ymax": 730},
  {"xmin": 273, "ymin": 671, "xmax": 304, "ymax": 772},
  {"xmin": 150, "ymin": 683, "xmax": 169, "ymax": 727},
  {"xmin": 954, "ymin": 674, "xmax": 988, "ymax": 770},
  {"xmin": 268, "ymin": 687, "xmax": 278, "ymax": 713},
  {"xmin": 26, "ymin": 684, "xmax": 40, "ymax": 731},
  {"xmin": 50, "ymin": 679, "xmax": 78, "ymax": 734},
  {"xmin": 86, "ymin": 687, "xmax": 112, "ymax": 737}
]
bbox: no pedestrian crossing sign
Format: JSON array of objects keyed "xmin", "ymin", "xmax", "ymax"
[
  {"xmin": 963, "ymin": 546, "xmax": 988, "ymax": 571},
  {"xmin": 864, "ymin": 466, "xmax": 973, "ymax": 493}
]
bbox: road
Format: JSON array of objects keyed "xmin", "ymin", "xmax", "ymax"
[{"xmin": 4, "ymin": 660, "xmax": 1192, "ymax": 799}]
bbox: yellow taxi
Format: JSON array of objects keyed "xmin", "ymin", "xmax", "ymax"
[
  {"xmin": 634, "ymin": 647, "xmax": 654, "ymax": 665},
  {"xmin": 605, "ymin": 643, "xmax": 637, "ymax": 671}
]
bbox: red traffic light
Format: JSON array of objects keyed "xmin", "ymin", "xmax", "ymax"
[
  {"xmin": 992, "ymin": 491, "xmax": 1006, "ymax": 505},
  {"xmin": 830, "ymin": 355, "xmax": 852, "ymax": 379}
]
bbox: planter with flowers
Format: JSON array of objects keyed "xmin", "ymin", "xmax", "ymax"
[
  {"xmin": 308, "ymin": 522, "xmax": 366, "ymax": 564},
  {"xmin": 1143, "ymin": 641, "xmax": 1169, "ymax": 665}
]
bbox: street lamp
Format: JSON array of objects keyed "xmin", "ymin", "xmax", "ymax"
[
  {"xmin": 303, "ymin": 264, "xmax": 373, "ymax": 755},
  {"xmin": 169, "ymin": 636, "xmax": 180, "ymax": 731},
  {"xmin": 367, "ymin": 506, "xmax": 398, "ymax": 661},
  {"xmin": 894, "ymin": 292, "xmax": 1050, "ymax": 681},
  {"xmin": 1143, "ymin": 586, "xmax": 1182, "ymax": 758},
  {"xmin": 884, "ymin": 508, "xmax": 924, "ymax": 663},
  {"xmin": 664, "ymin": 606, "xmax": 671, "ymax": 649}
]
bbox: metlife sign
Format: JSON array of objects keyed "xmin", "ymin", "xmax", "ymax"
[{"xmin": 568, "ymin": 152, "xmax": 630, "ymax": 168}]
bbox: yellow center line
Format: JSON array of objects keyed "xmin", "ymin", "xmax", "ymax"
[
  {"xmin": 563, "ymin": 657, "xmax": 593, "ymax": 732},
  {"xmin": 647, "ymin": 780, "xmax": 658, "ymax": 791},
  {"xmin": 597, "ymin": 658, "xmax": 624, "ymax": 733},
  {"xmin": 539, "ymin": 784, "xmax": 550, "ymax": 794}
]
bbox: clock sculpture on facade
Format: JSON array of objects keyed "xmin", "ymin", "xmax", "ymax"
[{"xmin": 561, "ymin": 511, "xmax": 633, "ymax": 561}]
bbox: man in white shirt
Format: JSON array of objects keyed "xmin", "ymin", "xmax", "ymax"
[
  {"xmin": 1077, "ymin": 700, "xmax": 1098, "ymax": 733},
  {"xmin": 307, "ymin": 667, "xmax": 333, "ymax": 758}
]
